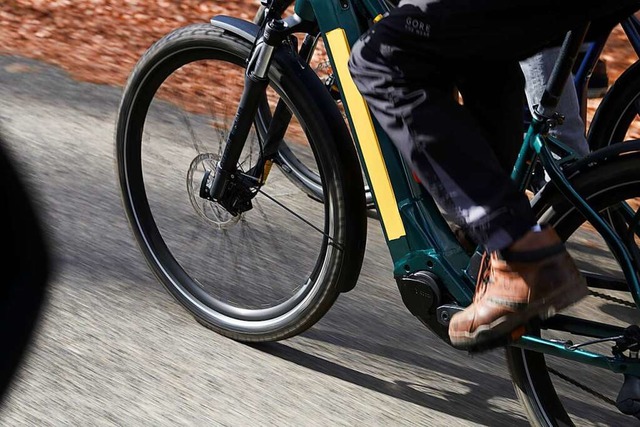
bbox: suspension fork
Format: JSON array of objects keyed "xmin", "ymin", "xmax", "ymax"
[
  {"xmin": 208, "ymin": 12, "xmax": 319, "ymax": 200},
  {"xmin": 208, "ymin": 20, "xmax": 286, "ymax": 201},
  {"xmin": 261, "ymin": 31, "xmax": 321, "ymax": 160}
]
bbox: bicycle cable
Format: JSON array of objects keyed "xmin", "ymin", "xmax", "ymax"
[{"xmin": 547, "ymin": 288, "xmax": 636, "ymax": 409}]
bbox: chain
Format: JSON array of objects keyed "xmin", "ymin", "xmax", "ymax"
[
  {"xmin": 546, "ymin": 290, "xmax": 637, "ymax": 408},
  {"xmin": 589, "ymin": 289, "xmax": 637, "ymax": 308},
  {"xmin": 548, "ymin": 367, "xmax": 617, "ymax": 406}
]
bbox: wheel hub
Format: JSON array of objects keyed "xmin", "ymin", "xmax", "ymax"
[{"xmin": 186, "ymin": 153, "xmax": 242, "ymax": 229}]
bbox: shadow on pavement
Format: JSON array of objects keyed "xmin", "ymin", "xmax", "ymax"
[{"xmin": 251, "ymin": 338, "xmax": 529, "ymax": 426}]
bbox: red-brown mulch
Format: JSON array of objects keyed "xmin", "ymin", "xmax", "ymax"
[
  {"xmin": 0, "ymin": 1, "xmax": 259, "ymax": 87},
  {"xmin": 1, "ymin": 1, "xmax": 638, "ymax": 134}
]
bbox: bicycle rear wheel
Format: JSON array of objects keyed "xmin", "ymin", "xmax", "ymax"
[
  {"xmin": 115, "ymin": 24, "xmax": 366, "ymax": 342},
  {"xmin": 588, "ymin": 59, "xmax": 640, "ymax": 150},
  {"xmin": 507, "ymin": 150, "xmax": 640, "ymax": 425}
]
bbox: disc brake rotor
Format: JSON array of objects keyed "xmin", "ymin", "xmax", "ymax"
[{"xmin": 186, "ymin": 153, "xmax": 242, "ymax": 229}]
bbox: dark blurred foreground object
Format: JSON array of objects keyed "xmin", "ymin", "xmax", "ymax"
[{"xmin": 0, "ymin": 131, "xmax": 50, "ymax": 404}]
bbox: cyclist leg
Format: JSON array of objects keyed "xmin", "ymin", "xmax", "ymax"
[
  {"xmin": 520, "ymin": 48, "xmax": 590, "ymax": 156},
  {"xmin": 455, "ymin": 60, "xmax": 525, "ymax": 175},
  {"xmin": 348, "ymin": 0, "xmax": 598, "ymax": 349},
  {"xmin": 348, "ymin": 0, "xmax": 599, "ymax": 249},
  {"xmin": 349, "ymin": 39, "xmax": 536, "ymax": 251}
]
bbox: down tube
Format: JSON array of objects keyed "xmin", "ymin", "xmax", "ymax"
[{"xmin": 322, "ymin": 28, "xmax": 474, "ymax": 304}]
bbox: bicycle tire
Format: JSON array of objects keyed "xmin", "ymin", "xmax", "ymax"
[
  {"xmin": 507, "ymin": 149, "xmax": 640, "ymax": 426},
  {"xmin": 115, "ymin": 23, "xmax": 367, "ymax": 342},
  {"xmin": 588, "ymin": 59, "xmax": 640, "ymax": 150}
]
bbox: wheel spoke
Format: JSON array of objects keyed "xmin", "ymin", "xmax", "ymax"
[
  {"xmin": 115, "ymin": 24, "xmax": 363, "ymax": 343},
  {"xmin": 256, "ymin": 187, "xmax": 341, "ymax": 249}
]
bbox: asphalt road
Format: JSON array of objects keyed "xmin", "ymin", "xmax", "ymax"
[{"xmin": 0, "ymin": 54, "xmax": 634, "ymax": 426}]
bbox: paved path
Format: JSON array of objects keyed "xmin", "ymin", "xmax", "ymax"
[{"xmin": 0, "ymin": 55, "xmax": 631, "ymax": 426}]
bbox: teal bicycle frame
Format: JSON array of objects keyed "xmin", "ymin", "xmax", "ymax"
[{"xmin": 272, "ymin": 0, "xmax": 640, "ymax": 375}]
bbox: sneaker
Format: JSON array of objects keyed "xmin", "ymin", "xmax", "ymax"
[{"xmin": 448, "ymin": 226, "xmax": 588, "ymax": 351}]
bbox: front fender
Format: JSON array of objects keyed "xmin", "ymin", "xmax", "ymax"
[
  {"xmin": 209, "ymin": 15, "xmax": 368, "ymax": 293},
  {"xmin": 210, "ymin": 15, "xmax": 260, "ymax": 44}
]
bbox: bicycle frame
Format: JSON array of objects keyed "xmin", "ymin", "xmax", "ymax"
[
  {"xmin": 571, "ymin": 15, "xmax": 640, "ymax": 123},
  {"xmin": 219, "ymin": 0, "xmax": 640, "ymax": 375}
]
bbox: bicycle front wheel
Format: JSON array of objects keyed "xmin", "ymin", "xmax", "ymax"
[
  {"xmin": 115, "ymin": 24, "xmax": 367, "ymax": 342},
  {"xmin": 507, "ymin": 150, "xmax": 640, "ymax": 425}
]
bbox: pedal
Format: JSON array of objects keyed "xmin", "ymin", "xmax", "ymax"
[
  {"xmin": 462, "ymin": 324, "xmax": 531, "ymax": 355},
  {"xmin": 448, "ymin": 317, "xmax": 538, "ymax": 355},
  {"xmin": 465, "ymin": 335, "xmax": 515, "ymax": 355},
  {"xmin": 617, "ymin": 374, "xmax": 640, "ymax": 420}
]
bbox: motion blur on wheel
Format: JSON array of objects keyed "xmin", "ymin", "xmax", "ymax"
[{"xmin": 115, "ymin": 24, "xmax": 366, "ymax": 343}]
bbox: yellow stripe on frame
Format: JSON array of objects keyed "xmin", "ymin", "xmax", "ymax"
[{"xmin": 325, "ymin": 28, "xmax": 406, "ymax": 240}]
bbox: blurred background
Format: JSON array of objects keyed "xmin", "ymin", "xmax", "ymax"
[{"xmin": 1, "ymin": 1, "xmax": 636, "ymax": 123}]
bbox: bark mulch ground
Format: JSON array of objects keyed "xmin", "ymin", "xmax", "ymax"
[{"xmin": 1, "ymin": 1, "xmax": 638, "ymax": 132}]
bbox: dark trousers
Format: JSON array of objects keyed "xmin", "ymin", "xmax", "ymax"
[{"xmin": 348, "ymin": 0, "xmax": 638, "ymax": 251}]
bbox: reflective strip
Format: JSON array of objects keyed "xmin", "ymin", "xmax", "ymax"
[{"xmin": 325, "ymin": 28, "xmax": 406, "ymax": 240}]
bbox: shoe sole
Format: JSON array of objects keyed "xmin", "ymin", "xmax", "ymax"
[{"xmin": 449, "ymin": 277, "xmax": 589, "ymax": 353}]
